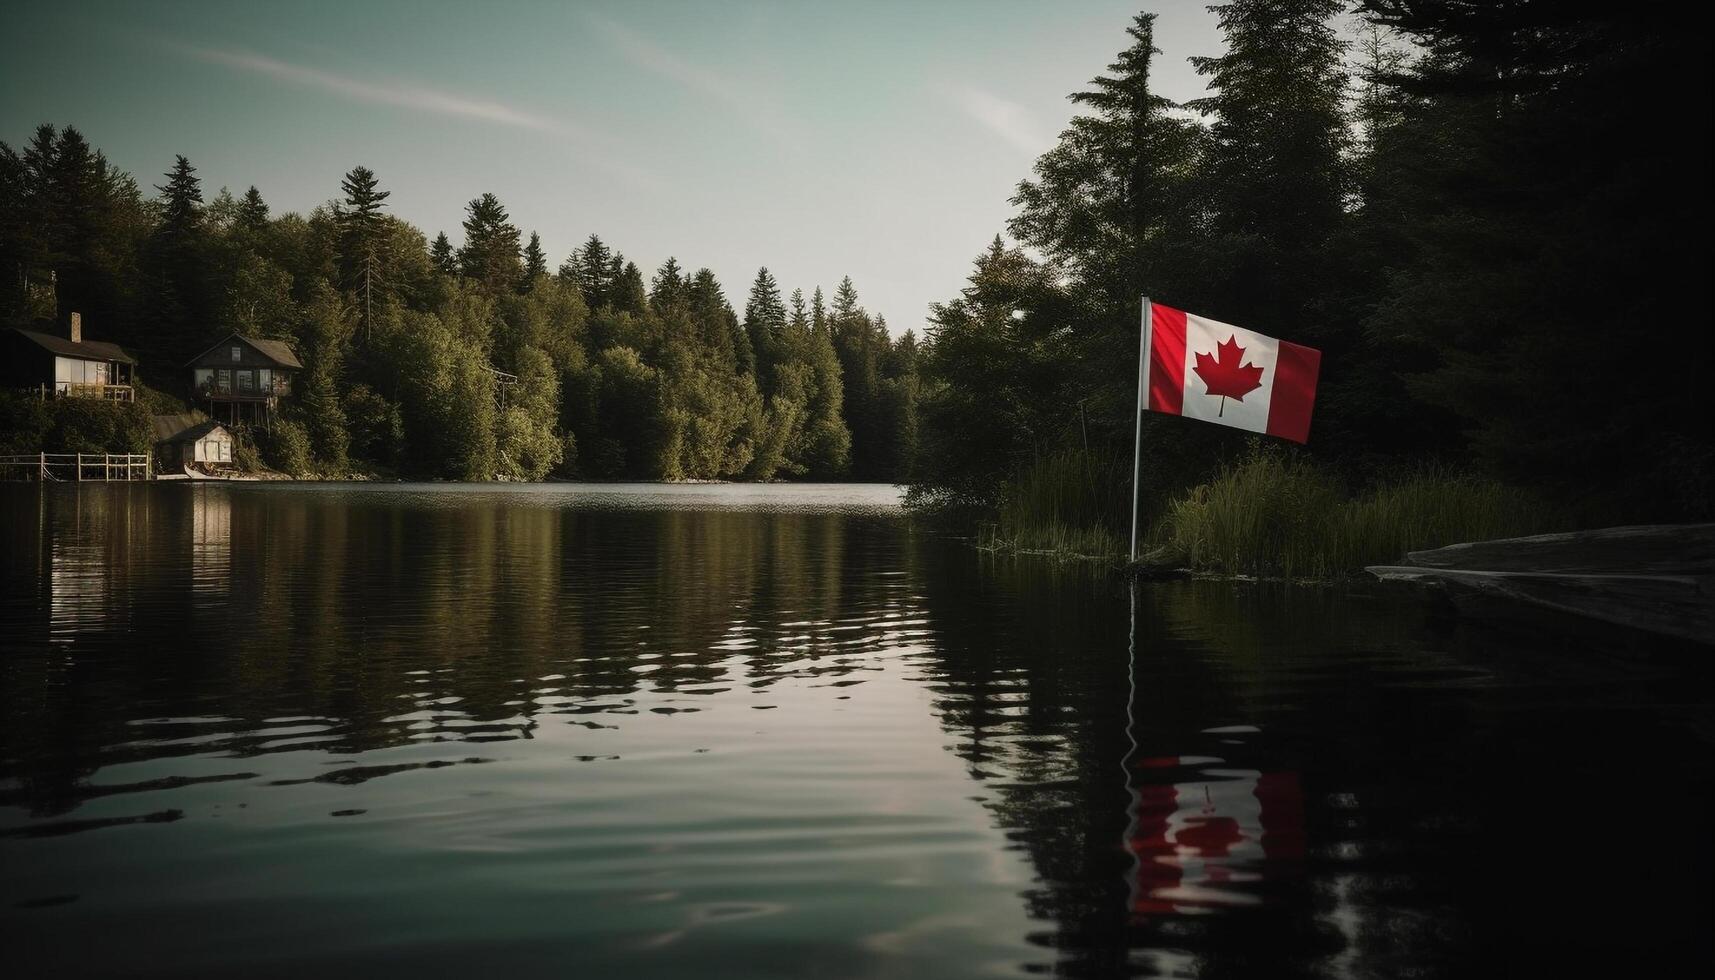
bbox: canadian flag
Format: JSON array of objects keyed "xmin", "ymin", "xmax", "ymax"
[{"xmin": 1143, "ymin": 301, "xmax": 1321, "ymax": 444}]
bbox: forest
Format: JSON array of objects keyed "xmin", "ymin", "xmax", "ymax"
[
  {"xmin": 908, "ymin": 0, "xmax": 1710, "ymax": 565},
  {"xmin": 2, "ymin": 0, "xmax": 1709, "ymax": 570},
  {"xmin": 0, "ymin": 142, "xmax": 919, "ymax": 482}
]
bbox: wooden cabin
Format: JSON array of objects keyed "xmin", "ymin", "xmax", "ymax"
[
  {"xmin": 2, "ymin": 313, "xmax": 138, "ymax": 401},
  {"xmin": 152, "ymin": 412, "xmax": 235, "ymax": 472},
  {"xmin": 187, "ymin": 333, "xmax": 302, "ymax": 426}
]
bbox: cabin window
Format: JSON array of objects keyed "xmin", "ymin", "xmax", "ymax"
[
  {"xmin": 231, "ymin": 346, "xmax": 242, "ymax": 362},
  {"xmin": 216, "ymin": 369, "xmax": 231, "ymax": 393},
  {"xmin": 194, "ymin": 368, "xmax": 213, "ymax": 391},
  {"xmin": 53, "ymin": 357, "xmax": 108, "ymax": 389},
  {"xmin": 238, "ymin": 370, "xmax": 255, "ymax": 392},
  {"xmin": 258, "ymin": 368, "xmax": 272, "ymax": 390}
]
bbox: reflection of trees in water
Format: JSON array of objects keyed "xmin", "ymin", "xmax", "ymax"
[{"xmin": 0, "ymin": 489, "xmax": 912, "ymax": 818}]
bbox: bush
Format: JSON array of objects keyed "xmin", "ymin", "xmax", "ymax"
[
  {"xmin": 0, "ymin": 392, "xmax": 150, "ymax": 455},
  {"xmin": 258, "ymin": 418, "xmax": 313, "ymax": 477}
]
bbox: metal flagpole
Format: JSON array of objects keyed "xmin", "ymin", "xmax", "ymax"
[{"xmin": 1129, "ymin": 296, "xmax": 1151, "ymax": 563}]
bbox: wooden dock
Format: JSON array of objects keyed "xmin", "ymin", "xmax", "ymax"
[
  {"xmin": 0, "ymin": 452, "xmax": 153, "ymax": 482},
  {"xmin": 1368, "ymin": 524, "xmax": 1715, "ymax": 645}
]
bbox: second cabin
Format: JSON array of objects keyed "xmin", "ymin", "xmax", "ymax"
[{"xmin": 187, "ymin": 332, "xmax": 302, "ymax": 426}]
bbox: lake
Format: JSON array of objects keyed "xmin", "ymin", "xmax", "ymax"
[{"xmin": 1, "ymin": 482, "xmax": 1710, "ymax": 977}]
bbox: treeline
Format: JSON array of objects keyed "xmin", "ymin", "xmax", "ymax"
[
  {"xmin": 912, "ymin": 0, "xmax": 1711, "ymax": 533},
  {"xmin": 0, "ymin": 139, "xmax": 919, "ymax": 481}
]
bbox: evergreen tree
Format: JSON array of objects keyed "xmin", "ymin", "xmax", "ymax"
[
  {"xmin": 237, "ymin": 186, "xmax": 269, "ymax": 231},
  {"xmin": 430, "ymin": 231, "xmax": 455, "ymax": 275},
  {"xmin": 144, "ymin": 154, "xmax": 211, "ymax": 369},
  {"xmin": 336, "ymin": 165, "xmax": 391, "ymax": 335},
  {"xmin": 742, "ymin": 267, "xmax": 785, "ymax": 394},
  {"xmin": 650, "ymin": 257, "xmax": 688, "ymax": 310},
  {"xmin": 521, "ymin": 231, "xmax": 548, "ymax": 290},
  {"xmin": 555, "ymin": 250, "xmax": 583, "ymax": 292},
  {"xmin": 611, "ymin": 260, "xmax": 648, "ymax": 315},
  {"xmin": 687, "ymin": 268, "xmax": 743, "ymax": 373},
  {"xmin": 296, "ymin": 283, "xmax": 354, "ymax": 473},
  {"xmin": 155, "ymin": 154, "xmax": 203, "ymax": 242},
  {"xmin": 1188, "ymin": 0, "xmax": 1350, "ymax": 330},
  {"xmin": 457, "ymin": 192, "xmax": 522, "ymax": 293},
  {"xmin": 572, "ymin": 234, "xmax": 613, "ymax": 308},
  {"xmin": 788, "ymin": 288, "xmax": 809, "ymax": 334},
  {"xmin": 811, "ymin": 286, "xmax": 827, "ymax": 336}
]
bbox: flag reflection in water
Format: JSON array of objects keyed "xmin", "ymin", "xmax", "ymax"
[{"xmin": 1126, "ymin": 754, "xmax": 1304, "ymax": 917}]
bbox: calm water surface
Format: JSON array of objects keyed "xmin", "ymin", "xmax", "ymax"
[{"xmin": 1, "ymin": 483, "xmax": 1710, "ymax": 977}]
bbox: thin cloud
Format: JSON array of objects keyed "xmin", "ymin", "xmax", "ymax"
[
  {"xmin": 169, "ymin": 41, "xmax": 664, "ymax": 190},
  {"xmin": 176, "ymin": 43, "xmax": 568, "ymax": 135},
  {"xmin": 942, "ymin": 85, "xmax": 1045, "ymax": 155},
  {"xmin": 584, "ymin": 13, "xmax": 801, "ymax": 152}
]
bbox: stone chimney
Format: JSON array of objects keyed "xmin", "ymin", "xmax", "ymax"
[{"xmin": 69, "ymin": 312, "xmax": 82, "ymax": 344}]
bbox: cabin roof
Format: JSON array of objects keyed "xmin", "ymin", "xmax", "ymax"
[
  {"xmin": 186, "ymin": 333, "xmax": 304, "ymax": 370},
  {"xmin": 152, "ymin": 412, "xmax": 230, "ymax": 443},
  {"xmin": 8, "ymin": 327, "xmax": 138, "ymax": 364}
]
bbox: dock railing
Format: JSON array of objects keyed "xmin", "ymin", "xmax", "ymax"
[{"xmin": 0, "ymin": 452, "xmax": 152, "ymax": 482}]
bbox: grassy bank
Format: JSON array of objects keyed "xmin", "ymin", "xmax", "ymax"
[
  {"xmin": 1150, "ymin": 455, "xmax": 1551, "ymax": 580},
  {"xmin": 976, "ymin": 451, "xmax": 1130, "ymax": 558},
  {"xmin": 974, "ymin": 450, "xmax": 1553, "ymax": 579}
]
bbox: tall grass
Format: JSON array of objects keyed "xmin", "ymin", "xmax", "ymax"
[
  {"xmin": 979, "ymin": 450, "xmax": 1130, "ymax": 559},
  {"xmin": 1151, "ymin": 454, "xmax": 1552, "ymax": 579}
]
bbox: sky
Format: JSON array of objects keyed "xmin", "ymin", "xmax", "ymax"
[{"xmin": 1, "ymin": 1, "xmax": 1232, "ymax": 335}]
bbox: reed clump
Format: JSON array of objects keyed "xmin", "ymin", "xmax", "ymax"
[
  {"xmin": 979, "ymin": 450, "xmax": 1130, "ymax": 559},
  {"xmin": 1151, "ymin": 454, "xmax": 1550, "ymax": 579}
]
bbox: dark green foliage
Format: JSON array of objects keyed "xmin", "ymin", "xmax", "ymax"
[
  {"xmin": 457, "ymin": 193, "xmax": 521, "ymax": 294},
  {"xmin": 915, "ymin": 0, "xmax": 1709, "ymax": 553},
  {"xmin": 237, "ymin": 186, "xmax": 269, "ymax": 231},
  {"xmin": 296, "ymin": 284, "xmax": 353, "ymax": 473},
  {"xmin": 1347, "ymin": 0, "xmax": 1713, "ymax": 519},
  {"xmin": 0, "ymin": 129, "xmax": 908, "ymax": 484},
  {"xmin": 343, "ymin": 383, "xmax": 403, "ymax": 469},
  {"xmin": 520, "ymin": 231, "xmax": 547, "ymax": 290},
  {"xmin": 430, "ymin": 232, "xmax": 455, "ymax": 275},
  {"xmin": 336, "ymin": 165, "xmax": 390, "ymax": 333},
  {"xmin": 611, "ymin": 261, "xmax": 648, "ymax": 316},
  {"xmin": 0, "ymin": 391, "xmax": 150, "ymax": 455},
  {"xmin": 566, "ymin": 235, "xmax": 613, "ymax": 308},
  {"xmin": 742, "ymin": 267, "xmax": 785, "ymax": 393},
  {"xmin": 259, "ymin": 416, "xmax": 312, "ymax": 477},
  {"xmin": 650, "ymin": 258, "xmax": 687, "ymax": 311}
]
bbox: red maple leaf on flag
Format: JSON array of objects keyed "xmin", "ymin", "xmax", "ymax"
[{"xmin": 1193, "ymin": 335, "xmax": 1265, "ymax": 417}]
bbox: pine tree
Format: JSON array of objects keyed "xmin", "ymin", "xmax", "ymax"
[
  {"xmin": 743, "ymin": 267, "xmax": 786, "ymax": 393},
  {"xmin": 146, "ymin": 154, "xmax": 210, "ymax": 367},
  {"xmin": 155, "ymin": 154, "xmax": 203, "ymax": 243},
  {"xmin": 573, "ymin": 235, "xmax": 613, "ymax": 308},
  {"xmin": 238, "ymin": 186, "xmax": 269, "ymax": 231},
  {"xmin": 650, "ymin": 257, "xmax": 688, "ymax": 310},
  {"xmin": 336, "ymin": 165, "xmax": 391, "ymax": 336},
  {"xmin": 811, "ymin": 286, "xmax": 827, "ymax": 336},
  {"xmin": 556, "ymin": 250, "xmax": 583, "ymax": 293},
  {"xmin": 687, "ymin": 268, "xmax": 743, "ymax": 372},
  {"xmin": 1187, "ymin": 0, "xmax": 1349, "ymax": 326},
  {"xmin": 788, "ymin": 288, "xmax": 809, "ymax": 334},
  {"xmin": 457, "ymin": 193, "xmax": 521, "ymax": 293},
  {"xmin": 521, "ymin": 231, "xmax": 548, "ymax": 291},
  {"xmin": 431, "ymin": 232, "xmax": 455, "ymax": 275},
  {"xmin": 611, "ymin": 260, "xmax": 649, "ymax": 315}
]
